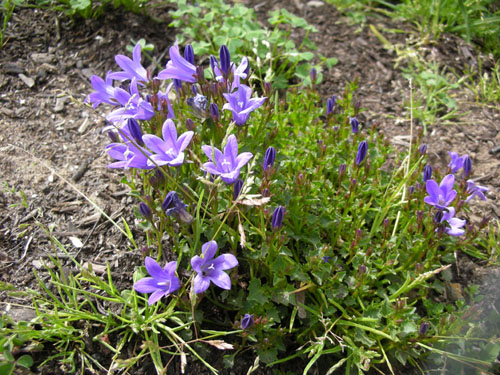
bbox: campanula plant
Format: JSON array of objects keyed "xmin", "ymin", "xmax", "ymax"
[{"xmin": 82, "ymin": 39, "xmax": 495, "ymax": 375}]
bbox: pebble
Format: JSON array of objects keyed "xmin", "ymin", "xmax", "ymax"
[
  {"xmin": 54, "ymin": 97, "xmax": 67, "ymax": 113},
  {"xmin": 30, "ymin": 52, "xmax": 55, "ymax": 64},
  {"xmin": 18, "ymin": 73, "xmax": 35, "ymax": 88}
]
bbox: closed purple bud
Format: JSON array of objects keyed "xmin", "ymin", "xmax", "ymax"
[
  {"xmin": 350, "ymin": 117, "xmax": 359, "ymax": 133},
  {"xmin": 434, "ymin": 210, "xmax": 444, "ymax": 224},
  {"xmin": 358, "ymin": 264, "xmax": 367, "ymax": 275},
  {"xmin": 173, "ymin": 78, "xmax": 183, "ymax": 92},
  {"xmin": 326, "ymin": 96, "xmax": 336, "ymax": 116},
  {"xmin": 186, "ymin": 118, "xmax": 195, "ymax": 131},
  {"xmin": 107, "ymin": 130, "xmax": 118, "ymax": 143},
  {"xmin": 127, "ymin": 118, "xmax": 144, "ymax": 146},
  {"xmin": 356, "ymin": 141, "xmax": 368, "ymax": 166},
  {"xmin": 423, "ymin": 165, "xmax": 432, "ymax": 182},
  {"xmin": 162, "ymin": 191, "xmax": 192, "ymax": 223},
  {"xmin": 264, "ymin": 82, "xmax": 272, "ymax": 96},
  {"xmin": 310, "ymin": 67, "xmax": 317, "ymax": 83},
  {"xmin": 195, "ymin": 66, "xmax": 204, "ymax": 82},
  {"xmin": 271, "ymin": 206, "xmax": 285, "ymax": 230},
  {"xmin": 243, "ymin": 61, "xmax": 250, "ymax": 77},
  {"xmin": 210, "ymin": 55, "xmax": 218, "ymax": 72},
  {"xmin": 241, "ymin": 314, "xmax": 254, "ymax": 329},
  {"xmin": 409, "ymin": 185, "xmax": 415, "ymax": 194},
  {"xmin": 219, "ymin": 45, "xmax": 230, "ymax": 75},
  {"xmin": 419, "ymin": 322, "xmax": 430, "ymax": 336},
  {"xmin": 419, "ymin": 144, "xmax": 427, "ymax": 155},
  {"xmin": 339, "ymin": 163, "xmax": 347, "ymax": 175},
  {"xmin": 209, "ymin": 103, "xmax": 219, "ymax": 121},
  {"xmin": 184, "ymin": 44, "xmax": 194, "ymax": 65},
  {"xmin": 233, "ymin": 179, "xmax": 243, "ymax": 200},
  {"xmin": 262, "ymin": 188, "xmax": 270, "ymax": 197},
  {"xmin": 263, "ymin": 146, "xmax": 276, "ymax": 170},
  {"xmin": 463, "ymin": 155, "xmax": 472, "ymax": 177},
  {"xmin": 139, "ymin": 202, "xmax": 152, "ymax": 219}
]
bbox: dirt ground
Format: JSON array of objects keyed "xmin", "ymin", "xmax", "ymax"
[{"xmin": 0, "ymin": 1, "xmax": 499, "ymax": 374}]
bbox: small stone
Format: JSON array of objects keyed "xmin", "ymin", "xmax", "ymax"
[
  {"xmin": 54, "ymin": 97, "xmax": 67, "ymax": 113},
  {"xmin": 18, "ymin": 73, "xmax": 35, "ymax": 88},
  {"xmin": 32, "ymin": 259, "xmax": 43, "ymax": 269},
  {"xmin": 30, "ymin": 52, "xmax": 56, "ymax": 64},
  {"xmin": 76, "ymin": 60, "xmax": 84, "ymax": 69},
  {"xmin": 3, "ymin": 62, "xmax": 24, "ymax": 74}
]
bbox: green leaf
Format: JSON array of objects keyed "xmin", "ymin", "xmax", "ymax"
[
  {"xmin": 16, "ymin": 355, "xmax": 33, "ymax": 369},
  {"xmin": 2, "ymin": 350, "xmax": 14, "ymax": 362},
  {"xmin": 0, "ymin": 362, "xmax": 14, "ymax": 375},
  {"xmin": 248, "ymin": 279, "xmax": 268, "ymax": 305}
]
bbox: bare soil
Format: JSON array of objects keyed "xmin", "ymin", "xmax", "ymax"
[{"xmin": 0, "ymin": 2, "xmax": 498, "ymax": 374}]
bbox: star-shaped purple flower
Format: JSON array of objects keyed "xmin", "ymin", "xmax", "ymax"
[
  {"xmin": 448, "ymin": 152, "xmax": 467, "ymax": 173},
  {"xmin": 143, "ymin": 119, "xmax": 194, "ymax": 167},
  {"xmin": 202, "ymin": 135, "xmax": 253, "ymax": 184},
  {"xmin": 108, "ymin": 43, "xmax": 149, "ymax": 85},
  {"xmin": 465, "ymin": 180, "xmax": 488, "ymax": 202},
  {"xmin": 439, "ymin": 207, "xmax": 466, "ymax": 236},
  {"xmin": 86, "ymin": 71, "xmax": 117, "ymax": 108},
  {"xmin": 134, "ymin": 257, "xmax": 181, "ymax": 305},
  {"xmin": 106, "ymin": 78, "xmax": 155, "ymax": 123},
  {"xmin": 157, "ymin": 41, "xmax": 197, "ymax": 83},
  {"xmin": 222, "ymin": 85, "xmax": 266, "ymax": 126},
  {"xmin": 191, "ymin": 241, "xmax": 238, "ymax": 294},
  {"xmin": 106, "ymin": 121, "xmax": 153, "ymax": 170},
  {"xmin": 424, "ymin": 174, "xmax": 457, "ymax": 209}
]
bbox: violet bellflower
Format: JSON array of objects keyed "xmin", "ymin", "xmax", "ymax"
[
  {"xmin": 202, "ymin": 135, "xmax": 253, "ymax": 184},
  {"xmin": 350, "ymin": 116, "xmax": 359, "ymax": 133},
  {"xmin": 211, "ymin": 53, "xmax": 249, "ymax": 89},
  {"xmin": 356, "ymin": 141, "xmax": 368, "ymax": 166},
  {"xmin": 422, "ymin": 165, "xmax": 432, "ymax": 182},
  {"xmin": 222, "ymin": 85, "xmax": 266, "ymax": 126},
  {"xmin": 108, "ymin": 43, "xmax": 149, "ymax": 85},
  {"xmin": 134, "ymin": 257, "xmax": 181, "ymax": 305},
  {"xmin": 438, "ymin": 207, "xmax": 466, "ymax": 236},
  {"xmin": 157, "ymin": 41, "xmax": 197, "ymax": 83},
  {"xmin": 106, "ymin": 78, "xmax": 155, "ymax": 123},
  {"xmin": 162, "ymin": 191, "xmax": 193, "ymax": 223},
  {"xmin": 209, "ymin": 103, "xmax": 220, "ymax": 122},
  {"xmin": 424, "ymin": 174, "xmax": 457, "ymax": 209},
  {"xmin": 233, "ymin": 179, "xmax": 243, "ymax": 200},
  {"xmin": 463, "ymin": 155, "xmax": 472, "ymax": 177},
  {"xmin": 184, "ymin": 44, "xmax": 195, "ymax": 65},
  {"xmin": 465, "ymin": 180, "xmax": 488, "ymax": 202},
  {"xmin": 86, "ymin": 71, "xmax": 116, "ymax": 108},
  {"xmin": 326, "ymin": 95, "xmax": 337, "ymax": 116},
  {"xmin": 219, "ymin": 45, "xmax": 231, "ymax": 75},
  {"xmin": 106, "ymin": 121, "xmax": 153, "ymax": 170},
  {"xmin": 448, "ymin": 152, "xmax": 467, "ymax": 173},
  {"xmin": 191, "ymin": 241, "xmax": 238, "ymax": 294},
  {"xmin": 142, "ymin": 119, "xmax": 194, "ymax": 167}
]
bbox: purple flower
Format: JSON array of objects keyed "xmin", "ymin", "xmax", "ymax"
[
  {"xmin": 356, "ymin": 141, "xmax": 368, "ymax": 166},
  {"xmin": 86, "ymin": 71, "xmax": 116, "ymax": 108},
  {"xmin": 186, "ymin": 94, "xmax": 208, "ymax": 117},
  {"xmin": 423, "ymin": 165, "xmax": 432, "ymax": 182},
  {"xmin": 222, "ymin": 85, "xmax": 266, "ymax": 126},
  {"xmin": 419, "ymin": 322, "xmax": 430, "ymax": 336},
  {"xmin": 184, "ymin": 44, "xmax": 194, "ymax": 65},
  {"xmin": 157, "ymin": 41, "xmax": 197, "ymax": 83},
  {"xmin": 142, "ymin": 119, "xmax": 194, "ymax": 167},
  {"xmin": 134, "ymin": 257, "xmax": 181, "ymax": 305},
  {"xmin": 191, "ymin": 241, "xmax": 238, "ymax": 294},
  {"xmin": 106, "ymin": 121, "xmax": 153, "ymax": 170},
  {"xmin": 439, "ymin": 207, "xmax": 466, "ymax": 236},
  {"xmin": 233, "ymin": 179, "xmax": 243, "ymax": 200},
  {"xmin": 465, "ymin": 180, "xmax": 488, "ymax": 202},
  {"xmin": 106, "ymin": 78, "xmax": 155, "ymax": 123},
  {"xmin": 310, "ymin": 67, "xmax": 317, "ymax": 83},
  {"xmin": 350, "ymin": 117, "xmax": 359, "ymax": 133},
  {"xmin": 209, "ymin": 103, "xmax": 220, "ymax": 121},
  {"xmin": 202, "ymin": 135, "xmax": 253, "ymax": 184},
  {"xmin": 419, "ymin": 144, "xmax": 427, "ymax": 155},
  {"xmin": 241, "ymin": 314, "xmax": 254, "ymax": 329},
  {"xmin": 263, "ymin": 146, "xmax": 276, "ymax": 171},
  {"xmin": 271, "ymin": 206, "xmax": 285, "ymax": 230},
  {"xmin": 162, "ymin": 191, "xmax": 193, "ymax": 223},
  {"xmin": 448, "ymin": 152, "xmax": 467, "ymax": 173},
  {"xmin": 139, "ymin": 202, "xmax": 152, "ymax": 219},
  {"xmin": 108, "ymin": 43, "xmax": 149, "ymax": 85},
  {"xmin": 424, "ymin": 174, "xmax": 457, "ymax": 209}
]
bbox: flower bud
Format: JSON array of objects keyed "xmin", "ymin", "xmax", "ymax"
[
  {"xmin": 434, "ymin": 210, "xmax": 444, "ymax": 224},
  {"xmin": 219, "ymin": 45, "xmax": 230, "ymax": 75},
  {"xmin": 463, "ymin": 155, "xmax": 472, "ymax": 177},
  {"xmin": 150, "ymin": 168, "xmax": 165, "ymax": 189},
  {"xmin": 338, "ymin": 163, "xmax": 347, "ymax": 176},
  {"xmin": 326, "ymin": 96, "xmax": 336, "ymax": 116},
  {"xmin": 356, "ymin": 141, "xmax": 368, "ymax": 166},
  {"xmin": 173, "ymin": 78, "xmax": 182, "ymax": 92},
  {"xmin": 233, "ymin": 179, "xmax": 243, "ymax": 200},
  {"xmin": 310, "ymin": 67, "xmax": 317, "ymax": 84},
  {"xmin": 264, "ymin": 82, "xmax": 272, "ymax": 96},
  {"xmin": 350, "ymin": 116, "xmax": 359, "ymax": 133},
  {"xmin": 271, "ymin": 206, "xmax": 285, "ymax": 230},
  {"xmin": 241, "ymin": 314, "xmax": 254, "ymax": 329},
  {"xmin": 184, "ymin": 44, "xmax": 194, "ymax": 65},
  {"xmin": 419, "ymin": 322, "xmax": 430, "ymax": 336},
  {"xmin": 263, "ymin": 146, "xmax": 276, "ymax": 171},
  {"xmin": 139, "ymin": 202, "xmax": 152, "ymax": 220},
  {"xmin": 262, "ymin": 188, "xmax": 271, "ymax": 197},
  {"xmin": 209, "ymin": 103, "xmax": 219, "ymax": 122},
  {"xmin": 186, "ymin": 118, "xmax": 195, "ymax": 131},
  {"xmin": 354, "ymin": 100, "xmax": 361, "ymax": 114},
  {"xmin": 107, "ymin": 130, "xmax": 118, "ymax": 143},
  {"xmin": 422, "ymin": 165, "xmax": 432, "ymax": 182},
  {"xmin": 419, "ymin": 144, "xmax": 427, "ymax": 155},
  {"xmin": 127, "ymin": 118, "xmax": 144, "ymax": 146}
]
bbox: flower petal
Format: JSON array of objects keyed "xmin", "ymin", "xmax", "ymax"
[
  {"xmin": 134, "ymin": 277, "xmax": 159, "ymax": 293},
  {"xmin": 213, "ymin": 253, "xmax": 238, "ymax": 270},
  {"xmin": 176, "ymin": 131, "xmax": 194, "ymax": 152},
  {"xmin": 163, "ymin": 261, "xmax": 177, "ymax": 275},
  {"xmin": 145, "ymin": 257, "xmax": 164, "ymax": 279},
  {"xmin": 209, "ymin": 270, "xmax": 232, "ymax": 290},
  {"xmin": 440, "ymin": 174, "xmax": 455, "ymax": 194},
  {"xmin": 148, "ymin": 290, "xmax": 167, "ymax": 305},
  {"xmin": 201, "ymin": 240, "xmax": 218, "ymax": 260},
  {"xmin": 224, "ymin": 135, "xmax": 238, "ymax": 165},
  {"xmin": 235, "ymin": 152, "xmax": 253, "ymax": 170},
  {"xmin": 191, "ymin": 255, "xmax": 204, "ymax": 273},
  {"xmin": 193, "ymin": 274, "xmax": 211, "ymax": 294},
  {"xmin": 143, "ymin": 134, "xmax": 167, "ymax": 155},
  {"xmin": 202, "ymin": 145, "xmax": 223, "ymax": 163}
]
